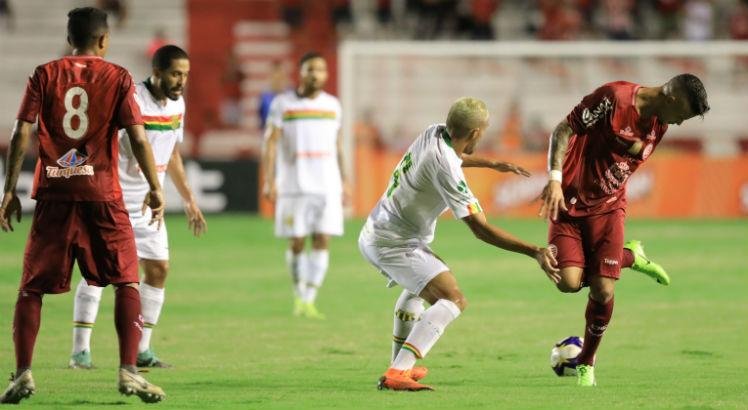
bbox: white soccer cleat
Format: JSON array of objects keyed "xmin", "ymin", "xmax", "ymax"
[
  {"xmin": 118, "ymin": 368, "xmax": 165, "ymax": 403},
  {"xmin": 0, "ymin": 370, "xmax": 36, "ymax": 404}
]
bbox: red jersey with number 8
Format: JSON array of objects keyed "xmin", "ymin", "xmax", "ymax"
[
  {"xmin": 562, "ymin": 81, "xmax": 668, "ymax": 217},
  {"xmin": 16, "ymin": 55, "xmax": 143, "ymax": 201}
]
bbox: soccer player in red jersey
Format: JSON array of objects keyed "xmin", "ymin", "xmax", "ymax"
[
  {"xmin": 539, "ymin": 74, "xmax": 710, "ymax": 386},
  {"xmin": 0, "ymin": 7, "xmax": 166, "ymax": 403}
]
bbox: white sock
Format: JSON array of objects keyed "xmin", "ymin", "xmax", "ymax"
[
  {"xmin": 286, "ymin": 250, "xmax": 308, "ymax": 298},
  {"xmin": 304, "ymin": 249, "xmax": 329, "ymax": 304},
  {"xmin": 72, "ymin": 279, "xmax": 104, "ymax": 354},
  {"xmin": 392, "ymin": 290, "xmax": 425, "ymax": 363},
  {"xmin": 391, "ymin": 299, "xmax": 461, "ymax": 371},
  {"xmin": 139, "ymin": 282, "xmax": 165, "ymax": 353}
]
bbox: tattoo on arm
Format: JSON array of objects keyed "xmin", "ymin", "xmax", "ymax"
[
  {"xmin": 3, "ymin": 121, "xmax": 32, "ymax": 193},
  {"xmin": 548, "ymin": 121, "xmax": 573, "ymax": 171}
]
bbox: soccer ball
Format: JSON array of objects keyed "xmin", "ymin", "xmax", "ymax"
[{"xmin": 550, "ymin": 336, "xmax": 584, "ymax": 376}]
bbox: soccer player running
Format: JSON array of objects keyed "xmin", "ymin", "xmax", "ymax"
[
  {"xmin": 0, "ymin": 7, "xmax": 166, "ymax": 403},
  {"xmin": 262, "ymin": 52, "xmax": 348, "ymax": 319},
  {"xmin": 69, "ymin": 45, "xmax": 206, "ymax": 370},
  {"xmin": 359, "ymin": 97, "xmax": 559, "ymax": 391},
  {"xmin": 539, "ymin": 74, "xmax": 709, "ymax": 387}
]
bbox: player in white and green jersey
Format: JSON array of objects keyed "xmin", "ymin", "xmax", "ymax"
[
  {"xmin": 69, "ymin": 45, "xmax": 207, "ymax": 369},
  {"xmin": 262, "ymin": 52, "xmax": 348, "ymax": 319},
  {"xmin": 359, "ymin": 97, "xmax": 560, "ymax": 391}
]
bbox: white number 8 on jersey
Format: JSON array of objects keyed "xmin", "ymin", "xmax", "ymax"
[{"xmin": 62, "ymin": 86, "xmax": 89, "ymax": 140}]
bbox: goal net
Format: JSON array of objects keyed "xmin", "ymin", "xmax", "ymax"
[
  {"xmin": 339, "ymin": 41, "xmax": 748, "ymax": 217},
  {"xmin": 339, "ymin": 41, "xmax": 748, "ymax": 157}
]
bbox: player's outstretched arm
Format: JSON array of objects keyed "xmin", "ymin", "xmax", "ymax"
[
  {"xmin": 460, "ymin": 154, "xmax": 530, "ymax": 177},
  {"xmin": 462, "ymin": 212, "xmax": 560, "ymax": 284},
  {"xmin": 0, "ymin": 120, "xmax": 33, "ymax": 232},
  {"xmin": 539, "ymin": 120, "xmax": 573, "ymax": 222},
  {"xmin": 167, "ymin": 145, "xmax": 206, "ymax": 236},
  {"xmin": 125, "ymin": 124, "xmax": 164, "ymax": 228},
  {"xmin": 261, "ymin": 125, "xmax": 281, "ymax": 203}
]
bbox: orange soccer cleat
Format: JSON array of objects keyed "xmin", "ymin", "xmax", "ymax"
[
  {"xmin": 410, "ymin": 366, "xmax": 429, "ymax": 381},
  {"xmin": 377, "ymin": 368, "xmax": 433, "ymax": 391}
]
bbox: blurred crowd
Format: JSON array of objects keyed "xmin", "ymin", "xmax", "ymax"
[{"xmin": 280, "ymin": 0, "xmax": 748, "ymax": 41}]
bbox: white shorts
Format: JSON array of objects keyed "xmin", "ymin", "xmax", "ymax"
[
  {"xmin": 358, "ymin": 230, "xmax": 449, "ymax": 296},
  {"xmin": 130, "ymin": 208, "xmax": 169, "ymax": 261},
  {"xmin": 274, "ymin": 194, "xmax": 344, "ymax": 238}
]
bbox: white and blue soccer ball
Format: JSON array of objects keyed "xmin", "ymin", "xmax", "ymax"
[{"xmin": 550, "ymin": 336, "xmax": 584, "ymax": 376}]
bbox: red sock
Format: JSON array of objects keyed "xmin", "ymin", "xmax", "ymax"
[
  {"xmin": 13, "ymin": 291, "xmax": 43, "ymax": 371},
  {"xmin": 622, "ymin": 249, "xmax": 634, "ymax": 268},
  {"xmin": 114, "ymin": 285, "xmax": 142, "ymax": 367},
  {"xmin": 576, "ymin": 296, "xmax": 614, "ymax": 366}
]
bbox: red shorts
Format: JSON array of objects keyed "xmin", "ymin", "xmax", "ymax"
[
  {"xmin": 21, "ymin": 200, "xmax": 139, "ymax": 294},
  {"xmin": 548, "ymin": 209, "xmax": 625, "ymax": 280}
]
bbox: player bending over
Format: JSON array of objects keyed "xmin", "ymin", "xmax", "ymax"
[
  {"xmin": 359, "ymin": 97, "xmax": 559, "ymax": 391},
  {"xmin": 70, "ymin": 45, "xmax": 206, "ymax": 370},
  {"xmin": 262, "ymin": 52, "xmax": 349, "ymax": 319},
  {"xmin": 539, "ymin": 74, "xmax": 709, "ymax": 387},
  {"xmin": 0, "ymin": 7, "xmax": 166, "ymax": 403}
]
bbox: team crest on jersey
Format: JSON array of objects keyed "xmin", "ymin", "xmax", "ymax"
[
  {"xmin": 46, "ymin": 148, "xmax": 94, "ymax": 179},
  {"xmin": 618, "ymin": 126, "xmax": 634, "ymax": 138}
]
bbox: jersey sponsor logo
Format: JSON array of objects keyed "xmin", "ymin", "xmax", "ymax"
[
  {"xmin": 641, "ymin": 143, "xmax": 654, "ymax": 160},
  {"xmin": 581, "ymin": 97, "xmax": 613, "ymax": 128},
  {"xmin": 603, "ymin": 258, "xmax": 619, "ymax": 266},
  {"xmin": 618, "ymin": 126, "xmax": 634, "ymax": 137},
  {"xmin": 282, "ymin": 109, "xmax": 336, "ymax": 121},
  {"xmin": 600, "ymin": 161, "xmax": 631, "ymax": 195},
  {"xmin": 46, "ymin": 148, "xmax": 94, "ymax": 179},
  {"xmin": 143, "ymin": 114, "xmax": 182, "ymax": 131}
]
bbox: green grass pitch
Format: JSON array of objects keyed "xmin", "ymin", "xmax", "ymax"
[{"xmin": 0, "ymin": 215, "xmax": 746, "ymax": 409}]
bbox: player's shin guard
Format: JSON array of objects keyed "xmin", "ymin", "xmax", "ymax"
[
  {"xmin": 13, "ymin": 291, "xmax": 42, "ymax": 371},
  {"xmin": 304, "ymin": 249, "xmax": 329, "ymax": 304},
  {"xmin": 576, "ymin": 296, "xmax": 615, "ymax": 366},
  {"xmin": 72, "ymin": 279, "xmax": 103, "ymax": 354},
  {"xmin": 392, "ymin": 290, "xmax": 425, "ymax": 362},
  {"xmin": 138, "ymin": 283, "xmax": 165, "ymax": 353},
  {"xmin": 114, "ymin": 286, "xmax": 143, "ymax": 367},
  {"xmin": 286, "ymin": 250, "xmax": 308, "ymax": 298},
  {"xmin": 392, "ymin": 299, "xmax": 461, "ymax": 370}
]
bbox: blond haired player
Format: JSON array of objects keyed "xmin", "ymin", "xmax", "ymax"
[
  {"xmin": 359, "ymin": 97, "xmax": 559, "ymax": 391},
  {"xmin": 69, "ymin": 45, "xmax": 206, "ymax": 369},
  {"xmin": 262, "ymin": 52, "xmax": 348, "ymax": 319}
]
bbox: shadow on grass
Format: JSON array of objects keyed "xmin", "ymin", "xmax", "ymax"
[{"xmin": 47, "ymin": 400, "xmax": 129, "ymax": 406}]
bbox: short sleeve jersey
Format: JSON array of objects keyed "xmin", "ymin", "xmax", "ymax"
[
  {"xmin": 16, "ymin": 56, "xmax": 143, "ymax": 201},
  {"xmin": 562, "ymin": 81, "xmax": 668, "ymax": 217},
  {"xmin": 118, "ymin": 81, "xmax": 185, "ymax": 214},
  {"xmin": 266, "ymin": 90, "xmax": 342, "ymax": 195},
  {"xmin": 364, "ymin": 124, "xmax": 483, "ymax": 245}
]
